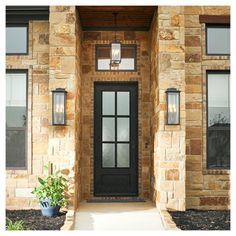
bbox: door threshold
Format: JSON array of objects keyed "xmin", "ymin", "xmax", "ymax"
[{"xmin": 87, "ymin": 197, "xmax": 145, "ymax": 203}]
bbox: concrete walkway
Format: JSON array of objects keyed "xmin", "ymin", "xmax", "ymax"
[{"xmin": 73, "ymin": 201, "xmax": 165, "ymax": 230}]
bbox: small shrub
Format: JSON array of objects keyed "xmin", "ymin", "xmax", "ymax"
[
  {"xmin": 6, "ymin": 218, "xmax": 26, "ymax": 230},
  {"xmin": 32, "ymin": 165, "xmax": 68, "ymax": 207}
]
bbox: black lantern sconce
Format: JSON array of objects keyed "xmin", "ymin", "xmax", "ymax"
[
  {"xmin": 166, "ymin": 88, "xmax": 180, "ymax": 125},
  {"xmin": 52, "ymin": 88, "xmax": 67, "ymax": 125},
  {"xmin": 110, "ymin": 12, "xmax": 121, "ymax": 69}
]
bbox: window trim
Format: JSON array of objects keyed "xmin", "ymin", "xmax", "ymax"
[
  {"xmin": 206, "ymin": 70, "xmax": 230, "ymax": 170},
  {"xmin": 199, "ymin": 15, "xmax": 230, "ymax": 24},
  {"xmin": 95, "ymin": 44, "xmax": 137, "ymax": 72},
  {"xmin": 205, "ymin": 24, "xmax": 230, "ymax": 56},
  {"xmin": 6, "ymin": 23, "xmax": 29, "ymax": 56},
  {"xmin": 6, "ymin": 69, "xmax": 28, "ymax": 170}
]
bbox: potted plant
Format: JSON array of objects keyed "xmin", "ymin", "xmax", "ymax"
[{"xmin": 32, "ymin": 166, "xmax": 68, "ymax": 217}]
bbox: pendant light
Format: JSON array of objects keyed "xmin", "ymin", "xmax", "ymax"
[{"xmin": 110, "ymin": 12, "xmax": 121, "ymax": 68}]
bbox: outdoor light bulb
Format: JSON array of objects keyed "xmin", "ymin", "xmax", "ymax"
[
  {"xmin": 55, "ymin": 104, "xmax": 60, "ymax": 113},
  {"xmin": 59, "ymin": 104, "xmax": 64, "ymax": 113},
  {"xmin": 172, "ymin": 104, "xmax": 176, "ymax": 113},
  {"xmin": 112, "ymin": 49, "xmax": 119, "ymax": 58},
  {"xmin": 169, "ymin": 104, "xmax": 174, "ymax": 113}
]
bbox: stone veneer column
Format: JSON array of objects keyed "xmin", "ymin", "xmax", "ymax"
[
  {"xmin": 156, "ymin": 6, "xmax": 186, "ymax": 211},
  {"xmin": 49, "ymin": 6, "xmax": 79, "ymax": 208}
]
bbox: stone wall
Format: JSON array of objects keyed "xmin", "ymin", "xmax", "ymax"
[
  {"xmin": 80, "ymin": 30, "xmax": 152, "ymax": 200},
  {"xmin": 184, "ymin": 6, "xmax": 230, "ymax": 210},
  {"xmin": 48, "ymin": 6, "xmax": 81, "ymax": 209},
  {"xmin": 6, "ymin": 5, "xmax": 230, "ymax": 211},
  {"xmin": 150, "ymin": 6, "xmax": 186, "ymax": 211},
  {"xmin": 6, "ymin": 21, "xmax": 50, "ymax": 208}
]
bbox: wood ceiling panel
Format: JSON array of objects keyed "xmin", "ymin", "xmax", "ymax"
[{"xmin": 78, "ymin": 6, "xmax": 157, "ymax": 31}]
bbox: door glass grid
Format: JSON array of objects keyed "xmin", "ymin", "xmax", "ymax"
[{"xmin": 102, "ymin": 91, "xmax": 130, "ymax": 168}]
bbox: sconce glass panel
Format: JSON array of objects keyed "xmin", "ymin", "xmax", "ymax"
[
  {"xmin": 110, "ymin": 42, "xmax": 121, "ymax": 64},
  {"xmin": 52, "ymin": 89, "xmax": 67, "ymax": 125},
  {"xmin": 166, "ymin": 89, "xmax": 180, "ymax": 125}
]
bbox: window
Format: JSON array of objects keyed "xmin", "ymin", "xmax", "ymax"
[
  {"xmin": 6, "ymin": 24, "xmax": 28, "ymax": 54},
  {"xmin": 207, "ymin": 71, "xmax": 230, "ymax": 169},
  {"xmin": 96, "ymin": 45, "xmax": 136, "ymax": 71},
  {"xmin": 206, "ymin": 24, "xmax": 230, "ymax": 55},
  {"xmin": 6, "ymin": 71, "xmax": 27, "ymax": 169}
]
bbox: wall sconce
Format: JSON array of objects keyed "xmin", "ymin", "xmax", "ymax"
[
  {"xmin": 166, "ymin": 88, "xmax": 180, "ymax": 125},
  {"xmin": 52, "ymin": 88, "xmax": 67, "ymax": 125}
]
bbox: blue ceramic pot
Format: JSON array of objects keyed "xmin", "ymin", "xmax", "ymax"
[{"xmin": 40, "ymin": 198, "xmax": 60, "ymax": 217}]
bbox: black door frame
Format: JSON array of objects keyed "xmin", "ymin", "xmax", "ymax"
[{"xmin": 94, "ymin": 81, "xmax": 138, "ymax": 197}]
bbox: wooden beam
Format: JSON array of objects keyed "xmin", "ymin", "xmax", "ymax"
[
  {"xmin": 78, "ymin": 6, "xmax": 157, "ymax": 13},
  {"xmin": 199, "ymin": 15, "xmax": 230, "ymax": 24}
]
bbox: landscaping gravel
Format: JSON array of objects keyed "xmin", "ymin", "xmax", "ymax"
[
  {"xmin": 169, "ymin": 210, "xmax": 230, "ymax": 230},
  {"xmin": 6, "ymin": 209, "xmax": 67, "ymax": 230}
]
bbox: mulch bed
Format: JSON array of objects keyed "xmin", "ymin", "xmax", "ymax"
[
  {"xmin": 6, "ymin": 209, "xmax": 67, "ymax": 230},
  {"xmin": 169, "ymin": 210, "xmax": 230, "ymax": 230}
]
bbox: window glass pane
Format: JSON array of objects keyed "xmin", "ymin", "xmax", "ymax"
[
  {"xmin": 117, "ymin": 92, "xmax": 129, "ymax": 115},
  {"xmin": 208, "ymin": 73, "xmax": 230, "ymax": 126},
  {"xmin": 6, "ymin": 26, "xmax": 27, "ymax": 54},
  {"xmin": 102, "ymin": 143, "xmax": 115, "ymax": 168},
  {"xmin": 102, "ymin": 91, "xmax": 115, "ymax": 115},
  {"xmin": 117, "ymin": 118, "xmax": 129, "ymax": 141},
  {"xmin": 6, "ymin": 130, "xmax": 26, "ymax": 168},
  {"xmin": 207, "ymin": 26, "xmax": 230, "ymax": 55},
  {"xmin": 119, "ymin": 46, "xmax": 135, "ymax": 70},
  {"xmin": 98, "ymin": 46, "xmax": 110, "ymax": 70},
  {"xmin": 6, "ymin": 72, "xmax": 27, "ymax": 168},
  {"xmin": 117, "ymin": 144, "xmax": 130, "ymax": 167},
  {"xmin": 207, "ymin": 72, "xmax": 230, "ymax": 169},
  {"xmin": 6, "ymin": 73, "xmax": 27, "ymax": 127},
  {"xmin": 97, "ymin": 45, "xmax": 136, "ymax": 71},
  {"xmin": 103, "ymin": 118, "xmax": 115, "ymax": 141}
]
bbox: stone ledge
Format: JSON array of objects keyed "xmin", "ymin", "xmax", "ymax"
[
  {"xmin": 160, "ymin": 209, "xmax": 180, "ymax": 230},
  {"xmin": 60, "ymin": 208, "xmax": 75, "ymax": 230}
]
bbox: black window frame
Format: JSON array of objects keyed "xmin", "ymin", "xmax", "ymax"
[
  {"xmin": 6, "ymin": 23, "xmax": 29, "ymax": 55},
  {"xmin": 206, "ymin": 24, "xmax": 230, "ymax": 56},
  {"xmin": 95, "ymin": 44, "xmax": 137, "ymax": 72},
  {"xmin": 6, "ymin": 69, "xmax": 28, "ymax": 170},
  {"xmin": 206, "ymin": 70, "xmax": 230, "ymax": 170}
]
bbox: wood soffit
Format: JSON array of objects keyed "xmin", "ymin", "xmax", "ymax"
[{"xmin": 78, "ymin": 6, "xmax": 157, "ymax": 31}]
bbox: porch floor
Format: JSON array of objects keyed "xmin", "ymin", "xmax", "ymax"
[{"xmin": 73, "ymin": 200, "xmax": 165, "ymax": 230}]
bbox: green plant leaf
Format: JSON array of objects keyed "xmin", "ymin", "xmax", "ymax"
[
  {"xmin": 38, "ymin": 177, "xmax": 44, "ymax": 184},
  {"xmin": 6, "ymin": 218, "xmax": 27, "ymax": 230},
  {"xmin": 33, "ymin": 165, "xmax": 68, "ymax": 207}
]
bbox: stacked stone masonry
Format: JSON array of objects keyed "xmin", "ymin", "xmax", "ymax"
[
  {"xmin": 6, "ymin": 6, "xmax": 230, "ymax": 211},
  {"xmin": 150, "ymin": 6, "xmax": 186, "ymax": 211},
  {"xmin": 6, "ymin": 21, "xmax": 50, "ymax": 208},
  {"xmin": 184, "ymin": 6, "xmax": 230, "ymax": 210}
]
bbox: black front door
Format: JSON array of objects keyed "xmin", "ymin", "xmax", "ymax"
[{"xmin": 94, "ymin": 82, "xmax": 138, "ymax": 196}]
